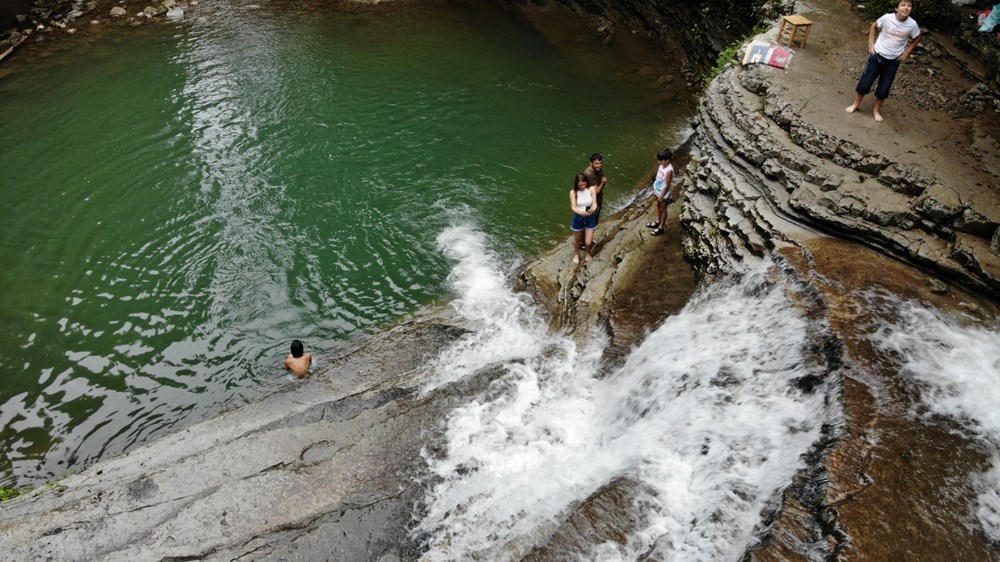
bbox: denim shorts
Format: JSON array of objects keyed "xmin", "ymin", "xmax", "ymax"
[{"xmin": 571, "ymin": 213, "xmax": 597, "ymax": 231}]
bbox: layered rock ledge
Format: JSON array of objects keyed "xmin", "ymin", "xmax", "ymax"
[
  {"xmin": 686, "ymin": 51, "xmax": 1000, "ymax": 296},
  {"xmin": 671, "ymin": 4, "xmax": 1000, "ymax": 560}
]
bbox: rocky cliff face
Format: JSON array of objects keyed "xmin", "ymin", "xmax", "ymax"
[
  {"xmin": 686, "ymin": 62, "xmax": 1000, "ymax": 297},
  {"xmin": 502, "ymin": 0, "xmax": 794, "ymax": 72},
  {"xmin": 502, "ymin": 0, "xmax": 999, "ymax": 297}
]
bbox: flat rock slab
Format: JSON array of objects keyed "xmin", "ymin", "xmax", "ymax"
[{"xmin": 0, "ymin": 320, "xmax": 466, "ymax": 561}]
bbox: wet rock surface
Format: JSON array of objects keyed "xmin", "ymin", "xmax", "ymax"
[
  {"xmin": 515, "ymin": 186, "xmax": 696, "ymax": 367},
  {"xmin": 684, "ymin": 2, "xmax": 1000, "ymax": 560},
  {"xmin": 0, "ymin": 319, "xmax": 468, "ymax": 561},
  {"xmin": 751, "ymin": 239, "xmax": 1000, "ymax": 562},
  {"xmin": 0, "ymin": 195, "xmax": 700, "ymax": 560}
]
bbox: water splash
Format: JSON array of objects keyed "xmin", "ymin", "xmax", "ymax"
[
  {"xmin": 417, "ymin": 231, "xmax": 833, "ymax": 561},
  {"xmin": 420, "ymin": 223, "xmax": 555, "ymax": 394},
  {"xmin": 875, "ymin": 302, "xmax": 1000, "ymax": 541}
]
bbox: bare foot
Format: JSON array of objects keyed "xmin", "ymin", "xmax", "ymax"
[
  {"xmin": 585, "ymin": 254, "xmax": 593, "ymax": 262},
  {"xmin": 573, "ymin": 255, "xmax": 580, "ymax": 264},
  {"xmin": 873, "ymin": 110, "xmax": 884, "ymax": 122},
  {"xmin": 845, "ymin": 104, "xmax": 859, "ymax": 114}
]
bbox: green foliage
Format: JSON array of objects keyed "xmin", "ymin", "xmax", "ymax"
[
  {"xmin": 863, "ymin": 0, "xmax": 962, "ymax": 32},
  {"xmin": 0, "ymin": 480, "xmax": 69, "ymax": 502},
  {"xmin": 704, "ymin": 24, "xmax": 769, "ymax": 90},
  {"xmin": 709, "ymin": 42, "xmax": 743, "ymax": 80},
  {"xmin": 0, "ymin": 486, "xmax": 28, "ymax": 502}
]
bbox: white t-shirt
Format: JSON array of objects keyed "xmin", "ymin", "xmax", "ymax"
[
  {"xmin": 655, "ymin": 163, "xmax": 673, "ymax": 183},
  {"xmin": 874, "ymin": 13, "xmax": 920, "ymax": 59},
  {"xmin": 653, "ymin": 163, "xmax": 673, "ymax": 196}
]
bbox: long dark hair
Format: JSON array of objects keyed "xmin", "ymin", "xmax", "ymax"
[{"xmin": 573, "ymin": 173, "xmax": 588, "ymax": 191}]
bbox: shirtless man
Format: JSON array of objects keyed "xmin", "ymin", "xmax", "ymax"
[
  {"xmin": 845, "ymin": 0, "xmax": 922, "ymax": 122},
  {"xmin": 284, "ymin": 339, "xmax": 312, "ymax": 379}
]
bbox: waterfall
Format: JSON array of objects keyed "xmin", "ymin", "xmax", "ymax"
[{"xmin": 415, "ymin": 224, "xmax": 837, "ymax": 561}]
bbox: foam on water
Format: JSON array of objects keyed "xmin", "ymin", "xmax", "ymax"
[
  {"xmin": 875, "ymin": 302, "xmax": 1000, "ymax": 541},
  {"xmin": 420, "ymin": 223, "xmax": 554, "ymax": 393},
  {"xmin": 417, "ymin": 226, "xmax": 834, "ymax": 561}
]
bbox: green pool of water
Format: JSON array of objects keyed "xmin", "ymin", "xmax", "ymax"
[{"xmin": 0, "ymin": 1, "xmax": 693, "ymax": 485}]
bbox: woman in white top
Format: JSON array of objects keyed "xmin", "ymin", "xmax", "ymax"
[
  {"xmin": 647, "ymin": 149, "xmax": 674, "ymax": 236},
  {"xmin": 569, "ymin": 173, "xmax": 598, "ymax": 263}
]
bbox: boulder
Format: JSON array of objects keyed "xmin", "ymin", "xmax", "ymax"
[
  {"xmin": 109, "ymin": 6, "xmax": 126, "ymax": 16},
  {"xmin": 926, "ymin": 278, "xmax": 948, "ymax": 294}
]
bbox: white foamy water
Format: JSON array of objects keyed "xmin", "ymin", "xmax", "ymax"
[
  {"xmin": 417, "ymin": 227, "xmax": 835, "ymax": 561},
  {"xmin": 420, "ymin": 224, "xmax": 554, "ymax": 393},
  {"xmin": 876, "ymin": 302, "xmax": 1000, "ymax": 541}
]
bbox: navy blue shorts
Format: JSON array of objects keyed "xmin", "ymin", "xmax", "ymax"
[
  {"xmin": 855, "ymin": 52, "xmax": 900, "ymax": 100},
  {"xmin": 571, "ymin": 213, "xmax": 597, "ymax": 231}
]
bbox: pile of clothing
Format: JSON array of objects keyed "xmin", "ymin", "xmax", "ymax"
[{"xmin": 978, "ymin": 3, "xmax": 1000, "ymax": 35}]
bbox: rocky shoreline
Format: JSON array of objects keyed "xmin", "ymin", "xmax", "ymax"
[{"xmin": 0, "ymin": 0, "xmax": 420, "ymax": 65}]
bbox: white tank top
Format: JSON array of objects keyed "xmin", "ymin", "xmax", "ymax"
[{"xmin": 576, "ymin": 188, "xmax": 593, "ymax": 209}]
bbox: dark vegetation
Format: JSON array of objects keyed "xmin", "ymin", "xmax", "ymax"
[
  {"xmin": 0, "ymin": 0, "xmax": 33, "ymax": 29},
  {"xmin": 861, "ymin": 0, "xmax": 963, "ymax": 32},
  {"xmin": 504, "ymin": 0, "xmax": 777, "ymax": 70}
]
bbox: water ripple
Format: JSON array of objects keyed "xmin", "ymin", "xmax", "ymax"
[{"xmin": 0, "ymin": 3, "xmax": 689, "ymax": 488}]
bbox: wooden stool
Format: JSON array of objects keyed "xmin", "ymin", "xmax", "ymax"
[{"xmin": 776, "ymin": 15, "xmax": 813, "ymax": 48}]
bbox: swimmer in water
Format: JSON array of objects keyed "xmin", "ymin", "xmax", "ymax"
[{"xmin": 283, "ymin": 339, "xmax": 312, "ymax": 379}]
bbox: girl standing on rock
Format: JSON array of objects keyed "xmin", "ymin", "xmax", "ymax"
[
  {"xmin": 647, "ymin": 149, "xmax": 674, "ymax": 236},
  {"xmin": 570, "ymin": 173, "xmax": 598, "ymax": 263}
]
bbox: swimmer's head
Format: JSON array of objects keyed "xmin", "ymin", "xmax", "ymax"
[{"xmin": 290, "ymin": 339, "xmax": 304, "ymax": 358}]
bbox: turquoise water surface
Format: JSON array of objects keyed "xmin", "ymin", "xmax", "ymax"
[{"xmin": 0, "ymin": 1, "xmax": 693, "ymax": 486}]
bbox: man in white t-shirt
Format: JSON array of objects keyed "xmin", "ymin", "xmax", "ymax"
[{"xmin": 845, "ymin": 0, "xmax": 922, "ymax": 122}]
